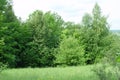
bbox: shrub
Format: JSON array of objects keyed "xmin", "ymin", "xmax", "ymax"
[
  {"xmin": 55, "ymin": 37, "xmax": 85, "ymax": 66},
  {"xmin": 93, "ymin": 54, "xmax": 120, "ymax": 80},
  {"xmin": 0, "ymin": 62, "xmax": 7, "ymax": 73}
]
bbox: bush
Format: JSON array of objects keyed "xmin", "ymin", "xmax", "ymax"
[
  {"xmin": 0, "ymin": 62, "xmax": 7, "ymax": 73},
  {"xmin": 55, "ymin": 37, "xmax": 85, "ymax": 66},
  {"xmin": 93, "ymin": 54, "xmax": 120, "ymax": 80},
  {"xmin": 93, "ymin": 63, "xmax": 120, "ymax": 80}
]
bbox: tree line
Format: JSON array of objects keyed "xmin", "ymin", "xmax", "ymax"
[{"xmin": 0, "ymin": 0, "xmax": 120, "ymax": 68}]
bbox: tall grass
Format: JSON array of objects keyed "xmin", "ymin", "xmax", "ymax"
[{"xmin": 0, "ymin": 65, "xmax": 99, "ymax": 80}]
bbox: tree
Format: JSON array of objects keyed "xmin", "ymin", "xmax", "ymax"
[
  {"xmin": 93, "ymin": 33, "xmax": 120, "ymax": 80},
  {"xmin": 0, "ymin": 0, "xmax": 22, "ymax": 67},
  {"xmin": 21, "ymin": 10, "xmax": 63, "ymax": 67},
  {"xmin": 43, "ymin": 11, "xmax": 63, "ymax": 48},
  {"xmin": 61, "ymin": 22, "xmax": 81, "ymax": 39},
  {"xmin": 79, "ymin": 3, "xmax": 110, "ymax": 64},
  {"xmin": 0, "ymin": 38, "xmax": 7, "ymax": 73},
  {"xmin": 0, "ymin": 39, "xmax": 4, "ymax": 61}
]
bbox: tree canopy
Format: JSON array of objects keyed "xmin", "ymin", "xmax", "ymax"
[{"xmin": 0, "ymin": 1, "xmax": 119, "ymax": 68}]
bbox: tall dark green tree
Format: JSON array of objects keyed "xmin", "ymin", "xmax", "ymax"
[
  {"xmin": 22, "ymin": 10, "xmax": 63, "ymax": 67},
  {"xmin": 0, "ymin": 0, "xmax": 21, "ymax": 67},
  {"xmin": 43, "ymin": 11, "xmax": 63, "ymax": 48},
  {"xmin": 0, "ymin": 39, "xmax": 4, "ymax": 61}
]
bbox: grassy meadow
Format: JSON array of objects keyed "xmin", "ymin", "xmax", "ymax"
[{"xmin": 0, "ymin": 65, "xmax": 99, "ymax": 80}]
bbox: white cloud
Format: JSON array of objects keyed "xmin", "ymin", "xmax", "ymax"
[{"xmin": 13, "ymin": 0, "xmax": 120, "ymax": 30}]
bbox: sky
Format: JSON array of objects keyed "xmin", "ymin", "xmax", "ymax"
[{"xmin": 12, "ymin": 0, "xmax": 120, "ymax": 30}]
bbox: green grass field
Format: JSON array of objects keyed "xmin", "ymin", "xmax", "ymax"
[{"xmin": 0, "ymin": 65, "xmax": 99, "ymax": 80}]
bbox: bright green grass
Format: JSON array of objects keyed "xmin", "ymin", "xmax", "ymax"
[{"xmin": 0, "ymin": 65, "xmax": 99, "ymax": 80}]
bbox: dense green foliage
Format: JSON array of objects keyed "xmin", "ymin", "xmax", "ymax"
[
  {"xmin": 0, "ymin": 0, "xmax": 20, "ymax": 67},
  {"xmin": 0, "ymin": 0, "xmax": 120, "ymax": 69},
  {"xmin": 79, "ymin": 4, "xmax": 110, "ymax": 64},
  {"xmin": 55, "ymin": 37, "xmax": 85, "ymax": 66},
  {"xmin": 93, "ymin": 33, "xmax": 120, "ymax": 80}
]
